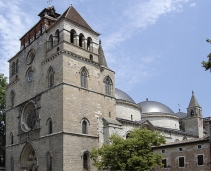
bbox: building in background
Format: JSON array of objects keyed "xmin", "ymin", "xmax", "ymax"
[{"xmin": 5, "ymin": 5, "xmax": 211, "ymax": 171}]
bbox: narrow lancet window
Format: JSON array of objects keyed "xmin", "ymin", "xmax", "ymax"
[
  {"xmin": 104, "ymin": 76, "xmax": 113, "ymax": 95},
  {"xmin": 82, "ymin": 120, "xmax": 87, "ymax": 134},
  {"xmin": 83, "ymin": 152, "xmax": 89, "ymax": 171},
  {"xmin": 80, "ymin": 67, "xmax": 88, "ymax": 88}
]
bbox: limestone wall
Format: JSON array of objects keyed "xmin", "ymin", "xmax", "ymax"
[{"xmin": 116, "ymin": 103, "xmax": 141, "ymax": 121}]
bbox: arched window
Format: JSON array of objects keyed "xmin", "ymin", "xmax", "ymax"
[
  {"xmin": 11, "ymin": 156, "xmax": 14, "ymax": 171},
  {"xmin": 109, "ymin": 112, "xmax": 111, "ymax": 118},
  {"xmin": 47, "ymin": 67, "xmax": 54, "ymax": 88},
  {"xmin": 10, "ymin": 132, "xmax": 14, "ymax": 145},
  {"xmin": 49, "ymin": 71, "xmax": 54, "ymax": 88},
  {"xmin": 191, "ymin": 109, "xmax": 194, "ymax": 116},
  {"xmin": 49, "ymin": 35, "xmax": 53, "ymax": 49},
  {"xmin": 131, "ymin": 114, "xmax": 133, "ymax": 121},
  {"xmin": 26, "ymin": 50, "xmax": 35, "ymax": 65},
  {"xmin": 55, "ymin": 30, "xmax": 60, "ymax": 44},
  {"xmin": 79, "ymin": 33, "xmax": 84, "ymax": 48},
  {"xmin": 80, "ymin": 67, "xmax": 88, "ymax": 88},
  {"xmin": 40, "ymin": 23, "xmax": 43, "ymax": 34},
  {"xmin": 47, "ymin": 151, "xmax": 53, "ymax": 171},
  {"xmin": 82, "ymin": 120, "xmax": 87, "ymax": 134},
  {"xmin": 16, "ymin": 59, "xmax": 18, "ymax": 73},
  {"xmin": 12, "ymin": 62, "xmax": 15, "ymax": 76},
  {"xmin": 87, "ymin": 37, "xmax": 92, "ymax": 51},
  {"xmin": 89, "ymin": 55, "xmax": 93, "ymax": 62},
  {"xmin": 83, "ymin": 152, "xmax": 89, "ymax": 171},
  {"xmin": 10, "ymin": 90, "xmax": 15, "ymax": 107},
  {"xmin": 28, "ymin": 34, "xmax": 31, "ymax": 44},
  {"xmin": 34, "ymin": 29, "xmax": 37, "ymax": 39},
  {"xmin": 70, "ymin": 29, "xmax": 76, "ymax": 44},
  {"xmin": 47, "ymin": 118, "xmax": 53, "ymax": 134},
  {"xmin": 26, "ymin": 67, "xmax": 34, "ymax": 82},
  {"xmin": 104, "ymin": 76, "xmax": 113, "ymax": 95}
]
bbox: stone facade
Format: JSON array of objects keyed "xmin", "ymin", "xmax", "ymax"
[{"xmin": 153, "ymin": 139, "xmax": 211, "ymax": 171}]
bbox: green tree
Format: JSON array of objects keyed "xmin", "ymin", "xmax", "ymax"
[
  {"xmin": 202, "ymin": 38, "xmax": 211, "ymax": 71},
  {"xmin": 0, "ymin": 74, "xmax": 7, "ymax": 167},
  {"xmin": 91, "ymin": 127, "xmax": 166, "ymax": 171}
]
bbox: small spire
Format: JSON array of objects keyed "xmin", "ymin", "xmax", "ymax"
[
  {"xmin": 188, "ymin": 91, "xmax": 200, "ymax": 107},
  {"xmin": 98, "ymin": 40, "xmax": 108, "ymax": 67}
]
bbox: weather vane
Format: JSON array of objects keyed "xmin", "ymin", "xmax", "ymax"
[
  {"xmin": 47, "ymin": 0, "xmax": 53, "ymax": 6},
  {"xmin": 178, "ymin": 104, "xmax": 180, "ymax": 111}
]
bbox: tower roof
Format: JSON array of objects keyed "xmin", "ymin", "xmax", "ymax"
[
  {"xmin": 61, "ymin": 5, "xmax": 94, "ymax": 32},
  {"xmin": 188, "ymin": 91, "xmax": 200, "ymax": 107},
  {"xmin": 98, "ymin": 40, "xmax": 108, "ymax": 67}
]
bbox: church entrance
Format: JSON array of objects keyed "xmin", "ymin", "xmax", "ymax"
[{"xmin": 20, "ymin": 143, "xmax": 38, "ymax": 171}]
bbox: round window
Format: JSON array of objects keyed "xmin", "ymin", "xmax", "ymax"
[
  {"xmin": 26, "ymin": 51, "xmax": 35, "ymax": 65},
  {"xmin": 21, "ymin": 102, "xmax": 37, "ymax": 132}
]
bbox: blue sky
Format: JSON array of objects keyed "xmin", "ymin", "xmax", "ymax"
[{"xmin": 0, "ymin": 0, "xmax": 211, "ymax": 117}]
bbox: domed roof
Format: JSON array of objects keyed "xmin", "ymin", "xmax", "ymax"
[
  {"xmin": 115, "ymin": 88, "xmax": 135, "ymax": 103},
  {"xmin": 137, "ymin": 101, "xmax": 174, "ymax": 114}
]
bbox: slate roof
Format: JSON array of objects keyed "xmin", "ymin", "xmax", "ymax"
[
  {"xmin": 60, "ymin": 5, "xmax": 94, "ymax": 32},
  {"xmin": 176, "ymin": 111, "xmax": 187, "ymax": 119},
  {"xmin": 103, "ymin": 118, "xmax": 122, "ymax": 126},
  {"xmin": 153, "ymin": 137, "xmax": 209, "ymax": 148},
  {"xmin": 154, "ymin": 126, "xmax": 197, "ymax": 137}
]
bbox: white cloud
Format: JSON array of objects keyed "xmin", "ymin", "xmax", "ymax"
[
  {"xmin": 190, "ymin": 3, "xmax": 196, "ymax": 7},
  {"xmin": 103, "ymin": 0, "xmax": 189, "ymax": 51},
  {"xmin": 0, "ymin": 0, "xmax": 34, "ymax": 77},
  {"xmin": 101, "ymin": 0, "xmax": 189, "ymax": 89}
]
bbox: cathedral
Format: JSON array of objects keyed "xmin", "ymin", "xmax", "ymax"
[{"xmin": 5, "ymin": 5, "xmax": 210, "ymax": 171}]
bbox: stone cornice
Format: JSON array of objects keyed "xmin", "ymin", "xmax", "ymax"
[
  {"xmin": 5, "ymin": 131, "xmax": 98, "ymax": 148},
  {"xmin": 6, "ymin": 81, "xmax": 115, "ymax": 112},
  {"xmin": 142, "ymin": 113, "xmax": 179, "ymax": 120}
]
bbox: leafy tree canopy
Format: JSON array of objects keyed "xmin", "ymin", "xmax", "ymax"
[
  {"xmin": 202, "ymin": 38, "xmax": 211, "ymax": 71},
  {"xmin": 91, "ymin": 127, "xmax": 166, "ymax": 171}
]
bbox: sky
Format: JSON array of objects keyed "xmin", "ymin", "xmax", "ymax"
[{"xmin": 0, "ymin": 0, "xmax": 211, "ymax": 117}]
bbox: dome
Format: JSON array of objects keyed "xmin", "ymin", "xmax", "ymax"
[
  {"xmin": 137, "ymin": 101, "xmax": 174, "ymax": 114},
  {"xmin": 115, "ymin": 88, "xmax": 135, "ymax": 103}
]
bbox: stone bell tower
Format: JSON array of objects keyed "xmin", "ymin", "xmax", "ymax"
[
  {"xmin": 6, "ymin": 4, "xmax": 116, "ymax": 171},
  {"xmin": 182, "ymin": 91, "xmax": 203, "ymax": 138}
]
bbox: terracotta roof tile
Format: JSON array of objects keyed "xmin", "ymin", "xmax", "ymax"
[{"xmin": 61, "ymin": 5, "xmax": 93, "ymax": 31}]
